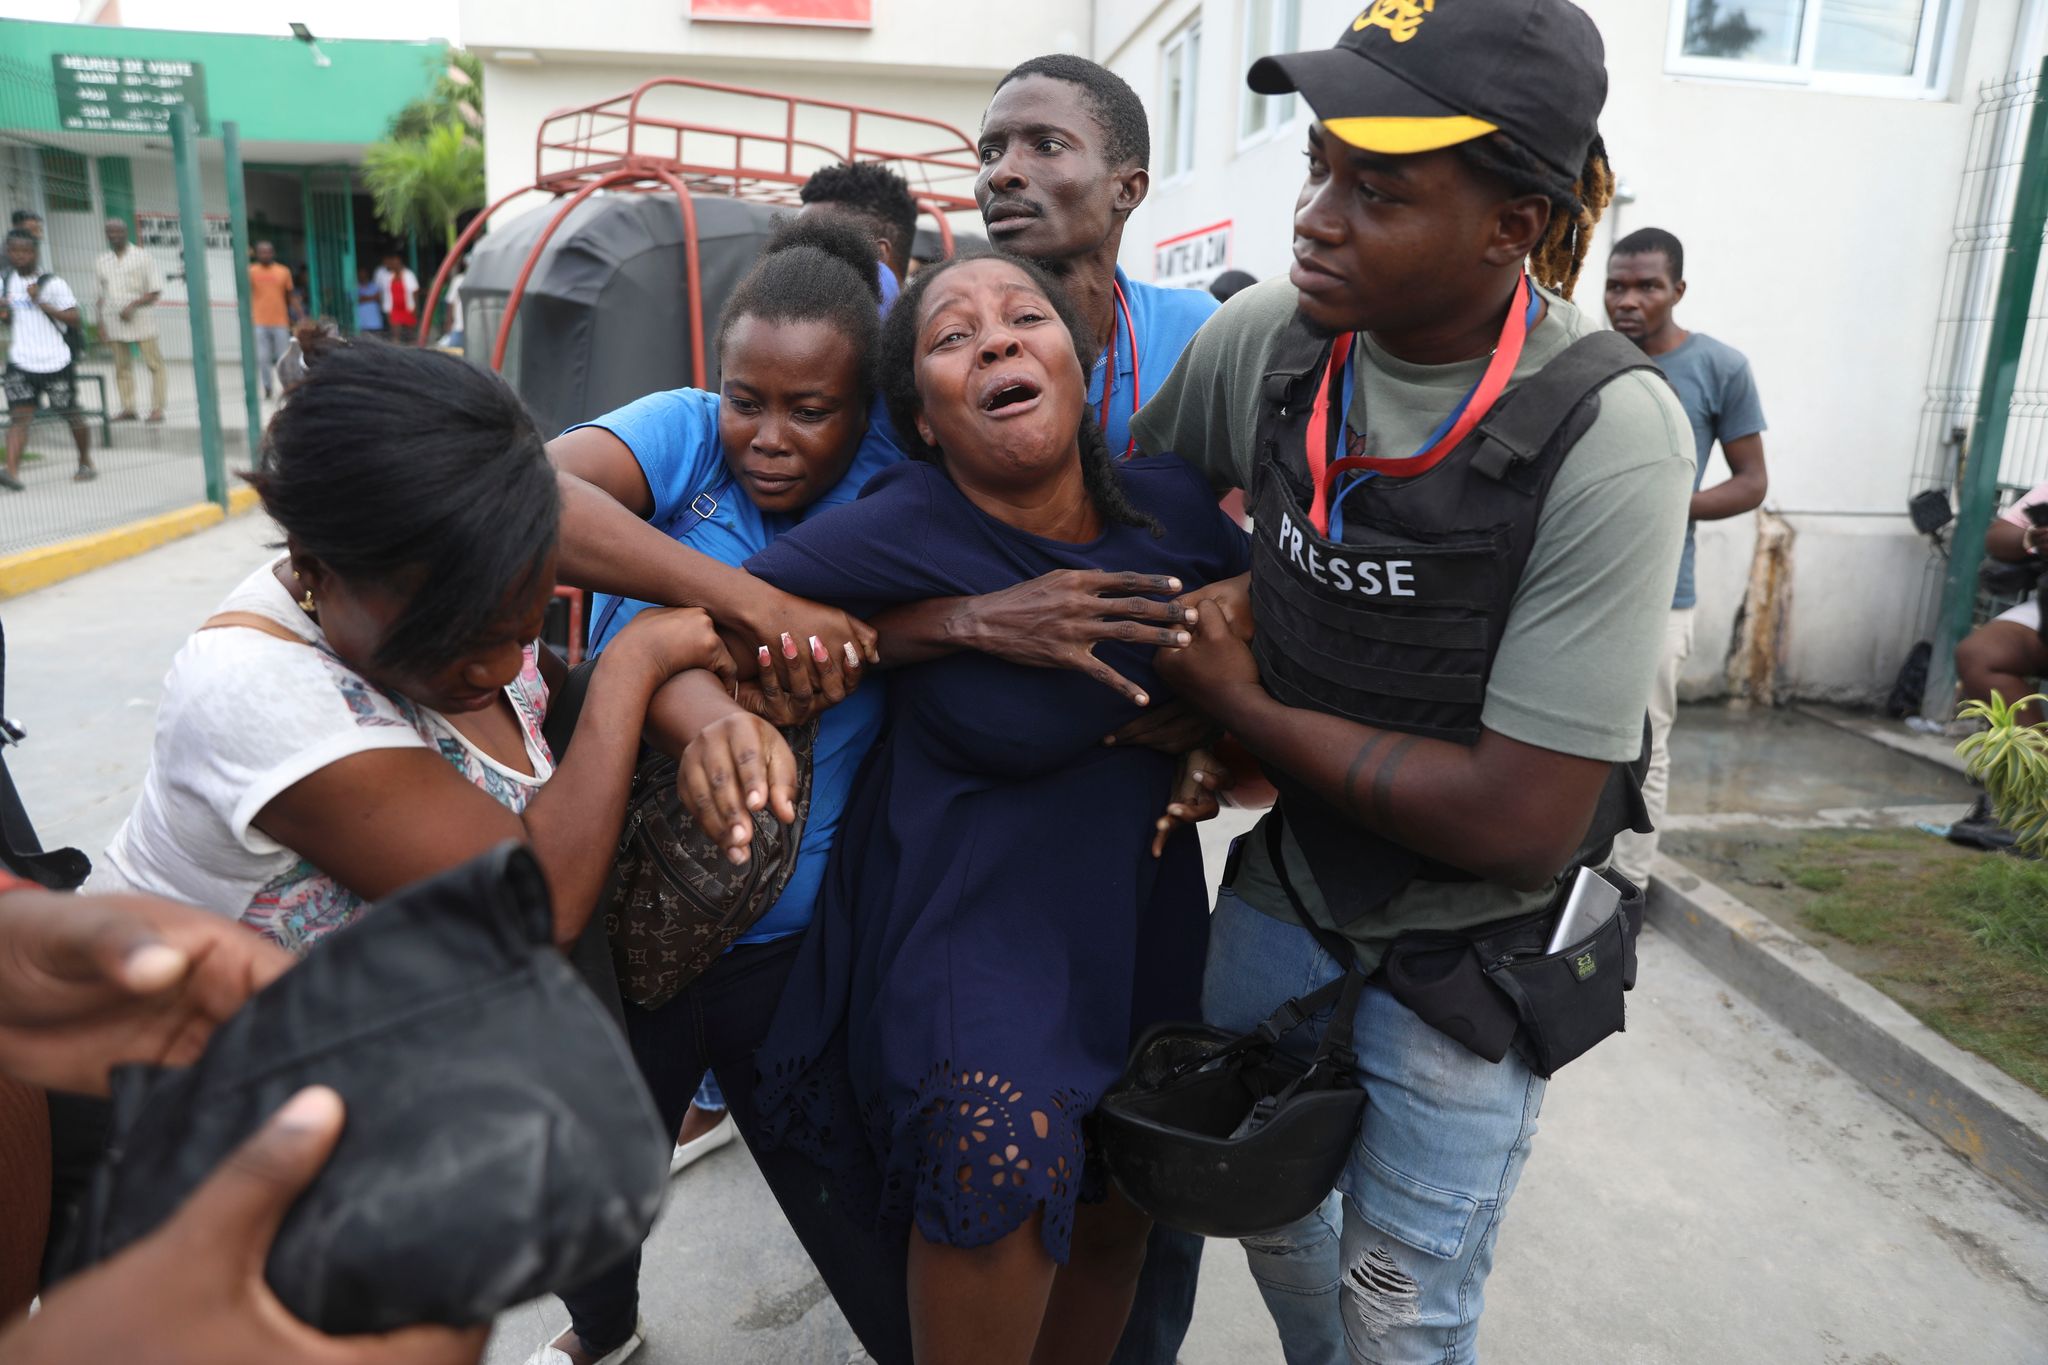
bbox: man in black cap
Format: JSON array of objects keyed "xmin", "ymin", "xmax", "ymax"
[{"xmin": 1125, "ymin": 3, "xmax": 1693, "ymax": 1360}]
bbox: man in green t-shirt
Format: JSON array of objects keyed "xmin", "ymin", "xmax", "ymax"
[{"xmin": 1133, "ymin": 4, "xmax": 1693, "ymax": 1361}]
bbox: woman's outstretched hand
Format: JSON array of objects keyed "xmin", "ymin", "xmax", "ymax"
[
  {"xmin": 940, "ymin": 570, "xmax": 1197, "ymax": 706},
  {"xmin": 1151, "ymin": 748, "xmax": 1229, "ymax": 857},
  {"xmin": 677, "ymin": 713, "xmax": 800, "ymax": 863}
]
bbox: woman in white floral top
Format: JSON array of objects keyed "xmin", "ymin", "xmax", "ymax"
[{"xmin": 94, "ymin": 340, "xmax": 730, "ymax": 953}]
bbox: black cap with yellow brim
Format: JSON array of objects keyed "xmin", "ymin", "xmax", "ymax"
[{"xmin": 1248, "ymin": 0, "xmax": 1608, "ymax": 182}]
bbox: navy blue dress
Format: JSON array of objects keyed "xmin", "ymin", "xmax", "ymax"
[{"xmin": 747, "ymin": 454, "xmax": 1250, "ymax": 1263}]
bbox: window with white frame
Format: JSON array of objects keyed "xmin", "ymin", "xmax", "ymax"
[
  {"xmin": 1240, "ymin": 0, "xmax": 1302, "ymax": 143},
  {"xmin": 1667, "ymin": 0, "xmax": 1956, "ymax": 94},
  {"xmin": 1161, "ymin": 20, "xmax": 1201, "ymax": 181}
]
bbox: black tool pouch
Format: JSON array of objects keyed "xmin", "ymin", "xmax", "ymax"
[
  {"xmin": 1262, "ymin": 815, "xmax": 1642, "ymax": 1077},
  {"xmin": 1471, "ymin": 874, "xmax": 1641, "ymax": 1077}
]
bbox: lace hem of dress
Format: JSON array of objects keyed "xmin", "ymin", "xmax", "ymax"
[{"xmin": 756, "ymin": 1050, "xmax": 1099, "ymax": 1264}]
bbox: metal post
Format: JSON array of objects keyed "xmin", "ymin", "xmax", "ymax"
[
  {"xmin": 222, "ymin": 122, "xmax": 262, "ymax": 464},
  {"xmin": 299, "ymin": 171, "xmax": 320, "ymax": 319},
  {"xmin": 341, "ymin": 174, "xmax": 359, "ymax": 337},
  {"xmin": 171, "ymin": 105, "xmax": 228, "ymax": 510},
  {"xmin": 1926, "ymin": 58, "xmax": 2048, "ymax": 718}
]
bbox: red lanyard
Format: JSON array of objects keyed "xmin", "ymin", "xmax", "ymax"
[
  {"xmin": 1305, "ymin": 274, "xmax": 1535, "ymax": 537},
  {"xmin": 1098, "ymin": 280, "xmax": 1139, "ymax": 459}
]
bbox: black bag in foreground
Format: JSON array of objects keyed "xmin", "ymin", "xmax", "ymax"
[{"xmin": 57, "ymin": 842, "xmax": 669, "ymax": 1333}]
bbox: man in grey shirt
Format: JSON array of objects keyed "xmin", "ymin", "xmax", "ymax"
[{"xmin": 1605, "ymin": 226, "xmax": 1769, "ymax": 887}]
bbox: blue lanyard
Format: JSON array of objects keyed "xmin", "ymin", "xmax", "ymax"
[{"xmin": 1327, "ymin": 284, "xmax": 1543, "ymax": 541}]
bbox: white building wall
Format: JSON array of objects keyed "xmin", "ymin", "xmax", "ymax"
[{"xmin": 1097, "ymin": 0, "xmax": 2031, "ymax": 703}]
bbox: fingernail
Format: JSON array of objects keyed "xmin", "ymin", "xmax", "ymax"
[
  {"xmin": 1184, "ymin": 607, "xmax": 1199, "ymax": 625},
  {"xmin": 1135, "ymin": 693, "xmax": 1150, "ymax": 707},
  {"xmin": 122, "ymin": 942, "xmax": 187, "ymax": 991},
  {"xmin": 1166, "ymin": 578, "xmax": 1182, "ymax": 591},
  {"xmin": 810, "ymin": 635, "xmax": 828, "ymax": 663},
  {"xmin": 727, "ymin": 847, "xmax": 748, "ymax": 865},
  {"xmin": 275, "ymin": 1085, "xmax": 341, "ymax": 1132},
  {"xmin": 1102, "ymin": 735, "xmax": 1116, "ymax": 746},
  {"xmin": 844, "ymin": 641, "xmax": 860, "ymax": 668},
  {"xmin": 758, "ymin": 645, "xmax": 772, "ymax": 668},
  {"xmin": 781, "ymin": 632, "xmax": 798, "ymax": 659},
  {"xmin": 1174, "ymin": 633, "xmax": 1191, "ymax": 646}
]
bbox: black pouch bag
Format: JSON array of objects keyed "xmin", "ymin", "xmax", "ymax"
[
  {"xmin": 1379, "ymin": 871, "xmax": 1643, "ymax": 1078},
  {"xmin": 1266, "ymin": 812, "xmax": 1642, "ymax": 1078},
  {"xmin": 55, "ymin": 842, "xmax": 669, "ymax": 1334}
]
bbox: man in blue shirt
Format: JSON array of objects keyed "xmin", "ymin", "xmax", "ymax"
[
  {"xmin": 797, "ymin": 160, "xmax": 918, "ymax": 313},
  {"xmin": 1606, "ymin": 226, "xmax": 1769, "ymax": 887},
  {"xmin": 977, "ymin": 54, "xmax": 1218, "ymax": 458}
]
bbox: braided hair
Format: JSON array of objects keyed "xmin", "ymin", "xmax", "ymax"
[
  {"xmin": 877, "ymin": 250, "xmax": 1158, "ymax": 535},
  {"xmin": 1458, "ymin": 132, "xmax": 1615, "ymax": 300}
]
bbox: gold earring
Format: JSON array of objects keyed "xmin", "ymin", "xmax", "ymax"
[{"xmin": 298, "ymin": 589, "xmax": 315, "ymax": 612}]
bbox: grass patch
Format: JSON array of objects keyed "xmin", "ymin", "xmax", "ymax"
[
  {"xmin": 1761, "ymin": 834, "xmax": 2048, "ymax": 1096},
  {"xmin": 1787, "ymin": 864, "xmax": 1847, "ymax": 893}
]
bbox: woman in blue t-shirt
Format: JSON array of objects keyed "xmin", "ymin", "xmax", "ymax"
[{"xmin": 530, "ymin": 218, "xmax": 906, "ymax": 1365}]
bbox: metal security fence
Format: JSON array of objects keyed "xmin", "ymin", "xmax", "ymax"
[
  {"xmin": 1915, "ymin": 63, "xmax": 2048, "ymax": 709},
  {"xmin": 0, "ymin": 55, "xmax": 256, "ymax": 556}
]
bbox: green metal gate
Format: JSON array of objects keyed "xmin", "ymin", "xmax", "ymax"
[{"xmin": 305, "ymin": 168, "xmax": 356, "ymax": 328}]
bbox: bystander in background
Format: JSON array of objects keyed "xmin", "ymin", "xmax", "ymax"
[
  {"xmin": 1949, "ymin": 480, "xmax": 2048, "ymax": 849},
  {"xmin": 1606, "ymin": 227, "xmax": 1768, "ymax": 889},
  {"xmin": 376, "ymin": 251, "xmax": 420, "ymax": 344},
  {"xmin": 94, "ymin": 218, "xmax": 165, "ymax": 423},
  {"xmin": 2, "ymin": 228, "xmax": 92, "ymax": 490},
  {"xmin": 247, "ymin": 242, "xmax": 295, "ymax": 401}
]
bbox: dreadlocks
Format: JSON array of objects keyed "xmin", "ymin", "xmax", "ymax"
[{"xmin": 1458, "ymin": 132, "xmax": 1615, "ymax": 300}]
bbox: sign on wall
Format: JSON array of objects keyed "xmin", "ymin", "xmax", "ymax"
[
  {"xmin": 689, "ymin": 0, "xmax": 872, "ymax": 26},
  {"xmin": 51, "ymin": 54, "xmax": 209, "ymax": 135},
  {"xmin": 137, "ymin": 210, "xmax": 237, "ymax": 307},
  {"xmin": 1154, "ymin": 219, "xmax": 1231, "ymax": 290}
]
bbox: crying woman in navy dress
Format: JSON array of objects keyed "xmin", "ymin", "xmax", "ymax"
[{"xmin": 680, "ymin": 255, "xmax": 1248, "ymax": 1363}]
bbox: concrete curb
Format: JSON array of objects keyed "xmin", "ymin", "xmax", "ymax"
[
  {"xmin": 0, "ymin": 486, "xmax": 261, "ymax": 599},
  {"xmin": 1649, "ymin": 852, "xmax": 2048, "ymax": 1215}
]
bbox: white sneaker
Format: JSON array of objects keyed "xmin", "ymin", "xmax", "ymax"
[
  {"xmin": 522, "ymin": 1318, "xmax": 645, "ymax": 1365},
  {"xmin": 668, "ymin": 1109, "xmax": 736, "ymax": 1176}
]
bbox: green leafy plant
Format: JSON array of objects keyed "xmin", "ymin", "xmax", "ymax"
[
  {"xmin": 1956, "ymin": 691, "xmax": 2048, "ymax": 854},
  {"xmin": 363, "ymin": 119, "xmax": 484, "ymax": 254},
  {"xmin": 363, "ymin": 49, "xmax": 484, "ymax": 253}
]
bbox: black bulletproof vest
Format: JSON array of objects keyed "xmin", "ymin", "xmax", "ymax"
[{"xmin": 1248, "ymin": 318, "xmax": 1660, "ymax": 926}]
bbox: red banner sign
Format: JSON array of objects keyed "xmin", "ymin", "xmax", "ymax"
[{"xmin": 690, "ymin": 0, "xmax": 873, "ymax": 26}]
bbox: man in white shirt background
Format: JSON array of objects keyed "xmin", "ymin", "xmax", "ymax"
[
  {"xmin": 1, "ymin": 227, "xmax": 93, "ymax": 490},
  {"xmin": 94, "ymin": 217, "xmax": 165, "ymax": 424},
  {"xmin": 1950, "ymin": 479, "xmax": 2048, "ymax": 848}
]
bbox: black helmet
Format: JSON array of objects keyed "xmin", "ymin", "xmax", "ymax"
[{"xmin": 1096, "ymin": 970, "xmax": 1366, "ymax": 1239}]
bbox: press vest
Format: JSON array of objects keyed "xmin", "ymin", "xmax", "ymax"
[{"xmin": 1248, "ymin": 316, "xmax": 1662, "ymax": 926}]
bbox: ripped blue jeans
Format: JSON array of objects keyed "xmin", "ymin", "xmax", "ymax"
[{"xmin": 1202, "ymin": 889, "xmax": 1546, "ymax": 1365}]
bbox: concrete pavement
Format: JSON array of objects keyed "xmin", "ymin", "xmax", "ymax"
[{"xmin": 8, "ymin": 517, "xmax": 2046, "ymax": 1364}]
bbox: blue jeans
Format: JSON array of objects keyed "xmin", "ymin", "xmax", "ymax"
[{"xmin": 1201, "ymin": 890, "xmax": 1547, "ymax": 1365}]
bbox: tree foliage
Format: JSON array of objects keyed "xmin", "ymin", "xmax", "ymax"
[
  {"xmin": 364, "ymin": 120, "xmax": 484, "ymax": 253},
  {"xmin": 363, "ymin": 49, "xmax": 484, "ymax": 251}
]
